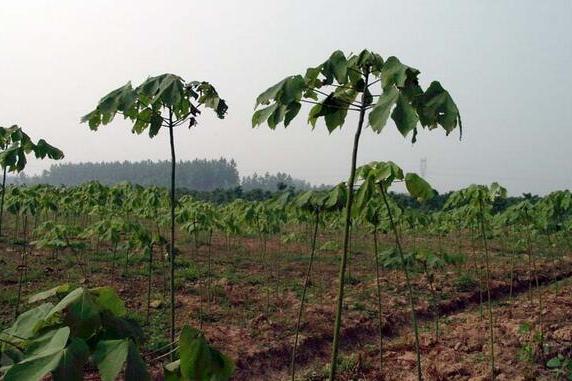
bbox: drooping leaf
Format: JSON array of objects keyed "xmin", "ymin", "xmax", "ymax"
[
  {"xmin": 3, "ymin": 327, "xmax": 70, "ymax": 381},
  {"xmin": 416, "ymin": 81, "xmax": 461, "ymax": 134},
  {"xmin": 252, "ymin": 104, "xmax": 279, "ymax": 128},
  {"xmin": 52, "ymin": 338, "xmax": 89, "ymax": 381},
  {"xmin": 381, "ymin": 56, "xmax": 409, "ymax": 89},
  {"xmin": 255, "ymin": 79, "xmax": 286, "ymax": 108},
  {"xmin": 368, "ymin": 86, "xmax": 399, "ymax": 133},
  {"xmin": 91, "ymin": 287, "xmax": 127, "ymax": 317},
  {"xmin": 179, "ymin": 325, "xmax": 234, "ymax": 381},
  {"xmin": 28, "ymin": 284, "xmax": 72, "ymax": 304},
  {"xmin": 405, "ymin": 173, "xmax": 435, "ymax": 202},
  {"xmin": 3, "ymin": 303, "xmax": 53, "ymax": 340},
  {"xmin": 391, "ymin": 93, "xmax": 419, "ymax": 138},
  {"xmin": 94, "ymin": 339, "xmax": 129, "ymax": 381},
  {"xmin": 125, "ymin": 340, "xmax": 150, "ymax": 381}
]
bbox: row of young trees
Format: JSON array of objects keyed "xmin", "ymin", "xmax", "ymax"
[
  {"xmin": 1, "ymin": 50, "xmax": 463, "ymax": 380},
  {"xmin": 6, "ymin": 49, "xmax": 565, "ymax": 380},
  {"xmin": 1, "ymin": 178, "xmax": 570, "ymax": 380}
]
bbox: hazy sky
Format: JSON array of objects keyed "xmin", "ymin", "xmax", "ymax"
[{"xmin": 1, "ymin": 1, "xmax": 570, "ymax": 195}]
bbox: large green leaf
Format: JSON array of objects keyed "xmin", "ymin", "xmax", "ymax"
[
  {"xmin": 94, "ymin": 339, "xmax": 149, "ymax": 381},
  {"xmin": 416, "ymin": 81, "xmax": 461, "ymax": 134},
  {"xmin": 255, "ymin": 79, "xmax": 286, "ymax": 108},
  {"xmin": 94, "ymin": 339, "xmax": 129, "ymax": 381},
  {"xmin": 368, "ymin": 86, "xmax": 399, "ymax": 133},
  {"xmin": 252, "ymin": 104, "xmax": 278, "ymax": 128},
  {"xmin": 380, "ymin": 56, "xmax": 409, "ymax": 89},
  {"xmin": 91, "ymin": 287, "xmax": 127, "ymax": 317},
  {"xmin": 52, "ymin": 338, "xmax": 89, "ymax": 381},
  {"xmin": 125, "ymin": 340, "xmax": 150, "ymax": 381},
  {"xmin": 3, "ymin": 303, "xmax": 53, "ymax": 340},
  {"xmin": 34, "ymin": 139, "xmax": 65, "ymax": 160},
  {"xmin": 405, "ymin": 173, "xmax": 435, "ymax": 202},
  {"xmin": 3, "ymin": 327, "xmax": 70, "ymax": 381},
  {"xmin": 45, "ymin": 288, "xmax": 85, "ymax": 320},
  {"xmin": 179, "ymin": 326, "xmax": 234, "ymax": 381},
  {"xmin": 28, "ymin": 284, "xmax": 71, "ymax": 304},
  {"xmin": 391, "ymin": 93, "xmax": 419, "ymax": 138},
  {"xmin": 278, "ymin": 75, "xmax": 305, "ymax": 105},
  {"xmin": 324, "ymin": 50, "xmax": 348, "ymax": 85}
]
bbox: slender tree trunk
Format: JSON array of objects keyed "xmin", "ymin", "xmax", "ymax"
[
  {"xmin": 526, "ymin": 227, "xmax": 544, "ymax": 358},
  {"xmin": 14, "ymin": 214, "xmax": 28, "ymax": 319},
  {"xmin": 168, "ymin": 108, "xmax": 177, "ymax": 349},
  {"xmin": 146, "ymin": 244, "xmax": 153, "ymax": 325},
  {"xmin": 329, "ymin": 69, "xmax": 369, "ymax": 381},
  {"xmin": 0, "ymin": 166, "xmax": 6, "ymax": 237},
  {"xmin": 111, "ymin": 241, "xmax": 118, "ymax": 276},
  {"xmin": 380, "ymin": 184, "xmax": 423, "ymax": 381},
  {"xmin": 373, "ymin": 228, "xmax": 384, "ymax": 374},
  {"xmin": 207, "ymin": 229, "xmax": 213, "ymax": 314},
  {"xmin": 291, "ymin": 210, "xmax": 320, "ymax": 381},
  {"xmin": 478, "ymin": 197, "xmax": 495, "ymax": 381}
]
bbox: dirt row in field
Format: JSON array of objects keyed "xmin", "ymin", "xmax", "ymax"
[{"xmin": 230, "ymin": 259, "xmax": 572, "ymax": 380}]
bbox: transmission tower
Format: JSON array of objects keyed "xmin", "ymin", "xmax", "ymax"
[{"xmin": 420, "ymin": 157, "xmax": 427, "ymax": 178}]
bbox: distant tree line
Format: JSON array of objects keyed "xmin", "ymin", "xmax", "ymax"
[{"xmin": 13, "ymin": 158, "xmax": 322, "ymax": 192}]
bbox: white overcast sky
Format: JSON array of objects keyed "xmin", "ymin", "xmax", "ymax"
[{"xmin": 1, "ymin": 0, "xmax": 570, "ymax": 195}]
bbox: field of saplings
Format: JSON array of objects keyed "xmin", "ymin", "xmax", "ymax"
[{"xmin": 1, "ymin": 51, "xmax": 571, "ymax": 380}]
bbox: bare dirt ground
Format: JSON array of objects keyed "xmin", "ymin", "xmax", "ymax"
[{"xmin": 1, "ymin": 227, "xmax": 571, "ymax": 380}]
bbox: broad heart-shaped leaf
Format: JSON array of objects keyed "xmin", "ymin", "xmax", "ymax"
[
  {"xmin": 94, "ymin": 338, "xmax": 149, "ymax": 381},
  {"xmin": 322, "ymin": 50, "xmax": 348, "ymax": 85},
  {"xmin": 52, "ymin": 337, "xmax": 89, "ymax": 381},
  {"xmin": 354, "ymin": 177, "xmax": 374, "ymax": 214},
  {"xmin": 179, "ymin": 325, "xmax": 234, "ymax": 381},
  {"xmin": 284, "ymin": 101, "xmax": 301, "ymax": 126},
  {"xmin": 368, "ymin": 86, "xmax": 399, "ymax": 133},
  {"xmin": 91, "ymin": 287, "xmax": 127, "ymax": 317},
  {"xmin": 125, "ymin": 340, "xmax": 150, "ymax": 381},
  {"xmin": 252, "ymin": 104, "xmax": 278, "ymax": 128},
  {"xmin": 45, "ymin": 287, "xmax": 85, "ymax": 320},
  {"xmin": 415, "ymin": 81, "xmax": 461, "ymax": 134},
  {"xmin": 405, "ymin": 173, "xmax": 435, "ymax": 202},
  {"xmin": 94, "ymin": 339, "xmax": 128, "ymax": 381},
  {"xmin": 278, "ymin": 75, "xmax": 305, "ymax": 105},
  {"xmin": 34, "ymin": 139, "xmax": 65, "ymax": 160},
  {"xmin": 3, "ymin": 303, "xmax": 53, "ymax": 340},
  {"xmin": 391, "ymin": 93, "xmax": 419, "ymax": 138},
  {"xmin": 295, "ymin": 191, "xmax": 313, "ymax": 209},
  {"xmin": 357, "ymin": 161, "xmax": 404, "ymax": 188},
  {"xmin": 255, "ymin": 78, "xmax": 287, "ymax": 108},
  {"xmin": 325, "ymin": 182, "xmax": 347, "ymax": 210},
  {"xmin": 0, "ymin": 145, "xmax": 24, "ymax": 173},
  {"xmin": 3, "ymin": 327, "xmax": 70, "ymax": 381},
  {"xmin": 307, "ymin": 93, "xmax": 351, "ymax": 132},
  {"xmin": 380, "ymin": 56, "xmax": 411, "ymax": 89},
  {"xmin": 43, "ymin": 287, "xmax": 101, "ymax": 339},
  {"xmin": 28, "ymin": 284, "xmax": 71, "ymax": 304}
]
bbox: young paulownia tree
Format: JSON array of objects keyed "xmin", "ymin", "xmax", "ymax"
[
  {"xmin": 82, "ymin": 74, "xmax": 227, "ymax": 346},
  {"xmin": 253, "ymin": 50, "xmax": 461, "ymax": 380},
  {"xmin": 0, "ymin": 125, "xmax": 64, "ymax": 237}
]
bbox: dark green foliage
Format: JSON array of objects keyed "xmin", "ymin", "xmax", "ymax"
[{"xmin": 0, "ymin": 286, "xmax": 148, "ymax": 381}]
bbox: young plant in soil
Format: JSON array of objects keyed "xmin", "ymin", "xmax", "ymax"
[
  {"xmin": 444, "ymin": 183, "xmax": 507, "ymax": 381},
  {"xmin": 355, "ymin": 160, "xmax": 436, "ymax": 379},
  {"xmin": 253, "ymin": 49, "xmax": 461, "ymax": 380},
  {"xmin": 82, "ymin": 74, "xmax": 227, "ymax": 346},
  {"xmin": 288, "ymin": 188, "xmax": 340, "ymax": 381},
  {"xmin": 0, "ymin": 126, "xmax": 64, "ymax": 238}
]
